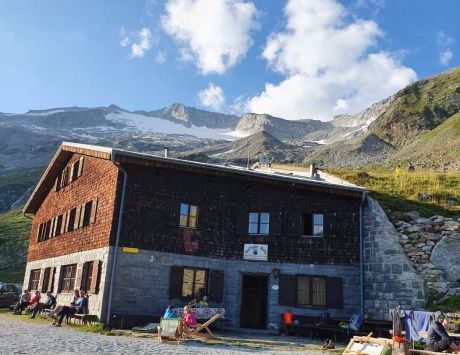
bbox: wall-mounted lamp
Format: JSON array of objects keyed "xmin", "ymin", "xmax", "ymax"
[{"xmin": 272, "ymin": 268, "xmax": 281, "ymax": 279}]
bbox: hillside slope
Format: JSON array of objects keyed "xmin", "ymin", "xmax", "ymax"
[
  {"xmin": 389, "ymin": 112, "xmax": 460, "ymax": 170},
  {"xmin": 370, "ymin": 67, "xmax": 460, "ymax": 146}
]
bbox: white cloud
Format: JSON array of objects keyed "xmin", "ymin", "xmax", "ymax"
[
  {"xmin": 198, "ymin": 83, "xmax": 225, "ymax": 111},
  {"xmin": 439, "ymin": 49, "xmax": 453, "ymax": 66},
  {"xmin": 155, "ymin": 51, "xmax": 167, "ymax": 63},
  {"xmin": 436, "ymin": 31, "xmax": 454, "ymax": 66},
  {"xmin": 131, "ymin": 28, "xmax": 152, "ymax": 58},
  {"xmin": 436, "ymin": 31, "xmax": 454, "ymax": 47},
  {"xmin": 161, "ymin": 0, "xmax": 259, "ymax": 74},
  {"xmin": 247, "ymin": 0, "xmax": 416, "ymax": 121},
  {"xmin": 120, "ymin": 27, "xmax": 153, "ymax": 58}
]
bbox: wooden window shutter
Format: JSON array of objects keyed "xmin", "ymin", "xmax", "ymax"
[
  {"xmin": 41, "ymin": 267, "xmax": 50, "ymax": 293},
  {"xmin": 279, "ymin": 274, "xmax": 297, "ymax": 306},
  {"xmin": 89, "ymin": 261, "xmax": 101, "ymax": 294},
  {"xmin": 48, "ymin": 267, "xmax": 56, "ymax": 293},
  {"xmin": 78, "ymin": 204, "xmax": 86, "ymax": 228},
  {"xmin": 77, "ymin": 156, "xmax": 84, "ymax": 177},
  {"xmin": 208, "ymin": 270, "xmax": 224, "ymax": 302},
  {"xmin": 326, "ymin": 277, "xmax": 343, "ymax": 309},
  {"xmin": 60, "ymin": 212, "xmax": 67, "ymax": 234},
  {"xmin": 74, "ymin": 206, "xmax": 81, "ymax": 230},
  {"xmin": 49, "ymin": 218, "xmax": 55, "ymax": 238},
  {"xmin": 90, "ymin": 198, "xmax": 98, "ymax": 224},
  {"xmin": 81, "ymin": 262, "xmax": 89, "ymax": 291},
  {"xmin": 69, "ymin": 163, "xmax": 75, "ymax": 182},
  {"xmin": 169, "ymin": 266, "xmax": 184, "ymax": 299},
  {"xmin": 28, "ymin": 270, "xmax": 33, "ymax": 291},
  {"xmin": 75, "ymin": 264, "xmax": 83, "ymax": 290},
  {"xmin": 235, "ymin": 209, "xmax": 248, "ymax": 235},
  {"xmin": 270, "ymin": 211, "xmax": 282, "ymax": 236},
  {"xmin": 57, "ymin": 266, "xmax": 65, "ymax": 293},
  {"xmin": 36, "ymin": 224, "xmax": 42, "ymax": 242},
  {"xmin": 54, "ymin": 177, "xmax": 59, "ymax": 192},
  {"xmin": 64, "ymin": 211, "xmax": 71, "ymax": 232},
  {"xmin": 288, "ymin": 213, "xmax": 302, "ymax": 236}
]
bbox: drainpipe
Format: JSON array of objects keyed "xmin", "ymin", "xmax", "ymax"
[
  {"xmin": 106, "ymin": 151, "xmax": 128, "ymax": 325},
  {"xmin": 359, "ymin": 190, "xmax": 367, "ymax": 317}
]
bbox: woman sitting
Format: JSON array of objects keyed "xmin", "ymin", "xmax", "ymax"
[{"xmin": 180, "ymin": 306, "xmax": 197, "ymax": 331}]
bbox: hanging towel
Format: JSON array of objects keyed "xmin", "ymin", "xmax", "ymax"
[
  {"xmin": 403, "ymin": 310, "xmax": 433, "ymax": 342},
  {"xmin": 390, "ymin": 307, "xmax": 405, "ymax": 337}
]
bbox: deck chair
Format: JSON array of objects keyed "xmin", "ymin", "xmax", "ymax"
[
  {"xmin": 157, "ymin": 318, "xmax": 182, "ymax": 343},
  {"xmin": 184, "ymin": 312, "xmax": 221, "ymax": 339}
]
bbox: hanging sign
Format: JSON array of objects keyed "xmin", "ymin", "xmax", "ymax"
[{"xmin": 243, "ymin": 244, "xmax": 268, "ymax": 261}]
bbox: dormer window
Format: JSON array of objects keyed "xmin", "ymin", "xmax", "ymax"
[{"xmin": 179, "ymin": 203, "xmax": 199, "ymax": 228}]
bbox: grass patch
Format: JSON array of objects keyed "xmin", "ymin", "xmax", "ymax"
[
  {"xmin": 327, "ymin": 169, "xmax": 460, "ymax": 219},
  {"xmin": 426, "ymin": 295, "xmax": 460, "ymax": 313},
  {"xmin": 0, "ymin": 206, "xmax": 31, "ymax": 283}
]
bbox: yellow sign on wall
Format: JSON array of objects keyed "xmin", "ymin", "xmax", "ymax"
[{"xmin": 121, "ymin": 247, "xmax": 140, "ymax": 254}]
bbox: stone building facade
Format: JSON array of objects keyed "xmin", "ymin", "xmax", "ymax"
[
  {"xmin": 23, "ymin": 142, "xmax": 366, "ymax": 326},
  {"xmin": 23, "ymin": 142, "xmax": 429, "ymax": 326}
]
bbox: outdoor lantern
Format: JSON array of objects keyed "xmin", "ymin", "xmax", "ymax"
[{"xmin": 272, "ymin": 268, "xmax": 281, "ymax": 279}]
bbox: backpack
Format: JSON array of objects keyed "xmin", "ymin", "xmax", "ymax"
[{"xmin": 349, "ymin": 313, "xmax": 364, "ymax": 331}]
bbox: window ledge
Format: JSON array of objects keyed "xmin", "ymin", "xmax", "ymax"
[{"xmin": 300, "ymin": 235, "xmax": 324, "ymax": 238}]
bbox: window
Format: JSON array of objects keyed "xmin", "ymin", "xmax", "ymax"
[
  {"xmin": 70, "ymin": 157, "xmax": 84, "ymax": 182},
  {"xmin": 82, "ymin": 201, "xmax": 92, "ymax": 227},
  {"xmin": 302, "ymin": 213, "xmax": 324, "ymax": 236},
  {"xmin": 55, "ymin": 157, "xmax": 84, "ymax": 191},
  {"xmin": 59, "ymin": 167, "xmax": 69, "ymax": 189},
  {"xmin": 182, "ymin": 268, "xmax": 207, "ymax": 299},
  {"xmin": 179, "ymin": 203, "xmax": 199, "ymax": 228},
  {"xmin": 248, "ymin": 212, "xmax": 270, "ymax": 235},
  {"xmin": 280, "ymin": 274, "xmax": 336, "ymax": 308},
  {"xmin": 296, "ymin": 275, "xmax": 326, "ymax": 306},
  {"xmin": 60, "ymin": 264, "xmax": 77, "ymax": 293},
  {"xmin": 29, "ymin": 269, "xmax": 41, "ymax": 291}
]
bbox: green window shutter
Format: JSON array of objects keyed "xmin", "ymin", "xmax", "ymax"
[
  {"xmin": 169, "ymin": 266, "xmax": 184, "ymax": 299},
  {"xmin": 326, "ymin": 277, "xmax": 343, "ymax": 309},
  {"xmin": 279, "ymin": 274, "xmax": 297, "ymax": 306},
  {"xmin": 208, "ymin": 270, "xmax": 224, "ymax": 302}
]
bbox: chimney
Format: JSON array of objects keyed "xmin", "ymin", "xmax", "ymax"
[
  {"xmin": 164, "ymin": 147, "xmax": 169, "ymax": 158},
  {"xmin": 309, "ymin": 163, "xmax": 317, "ymax": 178}
]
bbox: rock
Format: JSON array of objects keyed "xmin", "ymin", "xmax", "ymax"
[
  {"xmin": 430, "ymin": 233, "xmax": 460, "ymax": 282},
  {"xmin": 416, "ymin": 243, "xmax": 426, "ymax": 248},
  {"xmin": 430, "ymin": 215, "xmax": 444, "ymax": 221},
  {"xmin": 420, "ymin": 232, "xmax": 441, "ymax": 241},
  {"xmin": 405, "ymin": 211, "xmax": 421, "ymax": 221},
  {"xmin": 396, "ymin": 221, "xmax": 412, "ymax": 228},
  {"xmin": 416, "ymin": 218, "xmax": 431, "ymax": 225},
  {"xmin": 442, "ymin": 221, "xmax": 460, "ymax": 231},
  {"xmin": 400, "ymin": 234, "xmax": 409, "ymax": 240},
  {"xmin": 407, "ymin": 226, "xmax": 422, "ymax": 233},
  {"xmin": 422, "ymin": 245, "xmax": 432, "ymax": 252},
  {"xmin": 418, "ymin": 193, "xmax": 431, "ymax": 201}
]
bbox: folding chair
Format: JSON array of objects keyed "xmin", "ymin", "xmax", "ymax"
[{"xmin": 157, "ymin": 318, "xmax": 183, "ymax": 344}]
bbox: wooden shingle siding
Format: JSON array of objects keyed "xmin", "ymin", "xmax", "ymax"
[{"xmin": 26, "ymin": 154, "xmax": 118, "ymax": 262}]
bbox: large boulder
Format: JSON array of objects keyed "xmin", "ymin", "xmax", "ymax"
[{"xmin": 430, "ymin": 233, "xmax": 460, "ymax": 282}]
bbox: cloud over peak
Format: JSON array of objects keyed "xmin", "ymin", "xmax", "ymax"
[
  {"xmin": 161, "ymin": 0, "xmax": 259, "ymax": 74},
  {"xmin": 198, "ymin": 83, "xmax": 225, "ymax": 111},
  {"xmin": 247, "ymin": 0, "xmax": 416, "ymax": 121}
]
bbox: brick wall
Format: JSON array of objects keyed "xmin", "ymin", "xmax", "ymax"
[
  {"xmin": 27, "ymin": 154, "xmax": 119, "ymax": 262},
  {"xmin": 120, "ymin": 162, "xmax": 361, "ymax": 266}
]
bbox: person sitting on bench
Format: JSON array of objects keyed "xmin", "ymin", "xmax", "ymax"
[
  {"xmin": 13, "ymin": 289, "xmax": 31, "ymax": 315},
  {"xmin": 54, "ymin": 290, "xmax": 88, "ymax": 326},
  {"xmin": 426, "ymin": 313, "xmax": 460, "ymax": 353},
  {"xmin": 26, "ymin": 291, "xmax": 41, "ymax": 313},
  {"xmin": 30, "ymin": 291, "xmax": 56, "ymax": 319}
]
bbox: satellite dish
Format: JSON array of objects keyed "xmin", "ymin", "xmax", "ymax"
[{"xmin": 259, "ymin": 155, "xmax": 270, "ymax": 165}]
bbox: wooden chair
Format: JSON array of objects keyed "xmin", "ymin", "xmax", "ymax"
[
  {"xmin": 184, "ymin": 313, "xmax": 221, "ymax": 339},
  {"xmin": 157, "ymin": 318, "xmax": 183, "ymax": 344}
]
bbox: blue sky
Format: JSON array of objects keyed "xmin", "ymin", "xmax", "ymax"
[{"xmin": 0, "ymin": 0, "xmax": 459, "ymax": 121}]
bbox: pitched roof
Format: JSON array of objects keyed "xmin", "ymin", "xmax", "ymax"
[{"xmin": 24, "ymin": 142, "xmax": 365, "ymax": 214}]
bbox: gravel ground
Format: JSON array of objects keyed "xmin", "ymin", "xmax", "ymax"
[{"xmin": 0, "ymin": 314, "xmax": 327, "ymax": 355}]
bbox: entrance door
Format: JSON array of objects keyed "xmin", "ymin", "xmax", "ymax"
[{"xmin": 240, "ymin": 275, "xmax": 268, "ymax": 329}]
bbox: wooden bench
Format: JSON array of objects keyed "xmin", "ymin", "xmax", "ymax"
[
  {"xmin": 409, "ymin": 350, "xmax": 445, "ymax": 355},
  {"xmin": 72, "ymin": 314, "xmax": 98, "ymax": 325}
]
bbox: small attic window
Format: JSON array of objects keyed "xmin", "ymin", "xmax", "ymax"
[{"xmin": 54, "ymin": 157, "xmax": 84, "ymax": 191}]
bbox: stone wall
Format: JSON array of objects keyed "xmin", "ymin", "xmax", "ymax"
[
  {"xmin": 23, "ymin": 247, "xmax": 113, "ymax": 320},
  {"xmin": 111, "ymin": 249, "xmax": 361, "ymax": 328},
  {"xmin": 363, "ymin": 197, "xmax": 425, "ymax": 320},
  {"xmin": 395, "ymin": 215, "xmax": 460, "ymax": 296}
]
